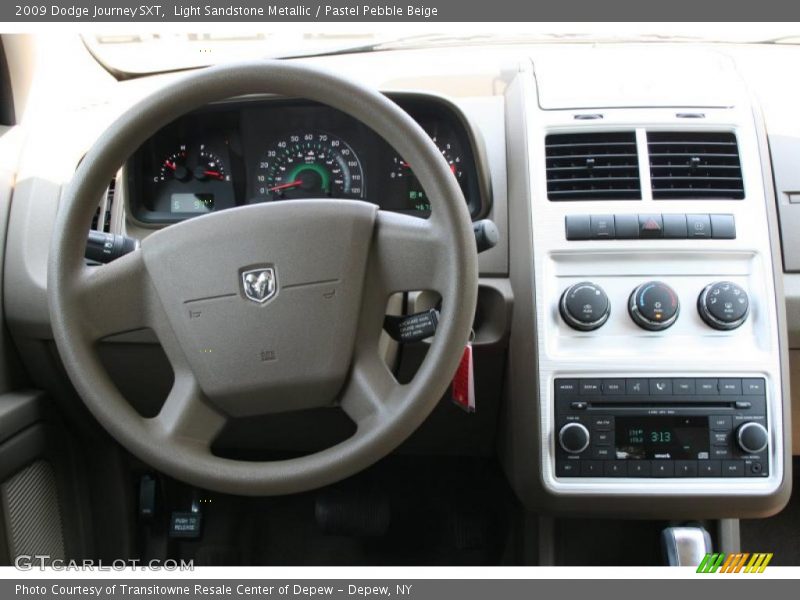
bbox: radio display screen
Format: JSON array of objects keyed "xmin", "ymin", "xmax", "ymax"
[{"xmin": 615, "ymin": 416, "xmax": 709, "ymax": 460}]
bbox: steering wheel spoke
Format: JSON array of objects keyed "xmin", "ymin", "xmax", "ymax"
[
  {"xmin": 151, "ymin": 371, "xmax": 227, "ymax": 448},
  {"xmin": 370, "ymin": 211, "xmax": 446, "ymax": 295},
  {"xmin": 340, "ymin": 348, "xmax": 402, "ymax": 427},
  {"xmin": 74, "ymin": 250, "xmax": 156, "ymax": 341}
]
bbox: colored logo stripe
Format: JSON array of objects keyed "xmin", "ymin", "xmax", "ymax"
[{"xmin": 696, "ymin": 553, "xmax": 772, "ymax": 573}]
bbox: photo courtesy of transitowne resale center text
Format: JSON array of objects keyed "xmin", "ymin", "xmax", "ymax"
[{"xmin": 2, "ymin": 1, "xmax": 800, "ymax": 598}]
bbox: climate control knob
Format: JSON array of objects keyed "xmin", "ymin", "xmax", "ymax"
[
  {"xmin": 736, "ymin": 422, "xmax": 768, "ymax": 454},
  {"xmin": 559, "ymin": 282, "xmax": 610, "ymax": 331},
  {"xmin": 698, "ymin": 281, "xmax": 749, "ymax": 330},
  {"xmin": 558, "ymin": 422, "xmax": 591, "ymax": 454},
  {"xmin": 628, "ymin": 281, "xmax": 680, "ymax": 331}
]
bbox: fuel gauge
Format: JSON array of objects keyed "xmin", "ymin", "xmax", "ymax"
[
  {"xmin": 390, "ymin": 134, "xmax": 465, "ymax": 214},
  {"xmin": 157, "ymin": 144, "xmax": 230, "ymax": 183}
]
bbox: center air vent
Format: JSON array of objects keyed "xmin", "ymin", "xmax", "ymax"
[
  {"xmin": 545, "ymin": 132, "xmax": 641, "ymax": 201},
  {"xmin": 648, "ymin": 131, "xmax": 744, "ymax": 199}
]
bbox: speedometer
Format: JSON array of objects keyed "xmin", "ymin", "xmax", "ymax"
[{"xmin": 254, "ymin": 132, "xmax": 365, "ymax": 201}]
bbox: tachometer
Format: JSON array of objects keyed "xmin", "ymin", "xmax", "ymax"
[{"xmin": 255, "ymin": 132, "xmax": 364, "ymax": 201}]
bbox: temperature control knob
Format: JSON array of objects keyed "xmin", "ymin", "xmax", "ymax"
[
  {"xmin": 736, "ymin": 422, "xmax": 768, "ymax": 454},
  {"xmin": 698, "ymin": 281, "xmax": 749, "ymax": 330},
  {"xmin": 559, "ymin": 282, "xmax": 610, "ymax": 331},
  {"xmin": 558, "ymin": 422, "xmax": 591, "ymax": 454},
  {"xmin": 628, "ymin": 281, "xmax": 680, "ymax": 331}
]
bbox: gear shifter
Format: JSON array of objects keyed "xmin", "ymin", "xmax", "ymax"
[{"xmin": 661, "ymin": 525, "xmax": 712, "ymax": 566}]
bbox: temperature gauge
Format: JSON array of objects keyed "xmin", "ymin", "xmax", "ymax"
[
  {"xmin": 390, "ymin": 134, "xmax": 465, "ymax": 214},
  {"xmin": 157, "ymin": 144, "xmax": 230, "ymax": 184}
]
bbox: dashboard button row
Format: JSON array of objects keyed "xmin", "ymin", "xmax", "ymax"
[
  {"xmin": 556, "ymin": 377, "xmax": 765, "ymax": 397},
  {"xmin": 556, "ymin": 459, "xmax": 764, "ymax": 478},
  {"xmin": 565, "ymin": 213, "xmax": 736, "ymax": 240}
]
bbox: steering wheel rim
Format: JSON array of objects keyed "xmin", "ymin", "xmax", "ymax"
[{"xmin": 48, "ymin": 60, "xmax": 478, "ymax": 496}]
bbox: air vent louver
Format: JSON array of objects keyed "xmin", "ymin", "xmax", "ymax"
[
  {"xmin": 546, "ymin": 132, "xmax": 641, "ymax": 201},
  {"xmin": 648, "ymin": 131, "xmax": 744, "ymax": 200}
]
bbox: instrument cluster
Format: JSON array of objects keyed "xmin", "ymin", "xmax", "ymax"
[{"xmin": 126, "ymin": 96, "xmax": 489, "ymax": 224}]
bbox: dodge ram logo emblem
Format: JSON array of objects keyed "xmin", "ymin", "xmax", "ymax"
[{"xmin": 242, "ymin": 268, "xmax": 277, "ymax": 304}]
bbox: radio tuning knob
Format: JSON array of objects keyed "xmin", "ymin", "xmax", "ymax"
[
  {"xmin": 736, "ymin": 422, "xmax": 768, "ymax": 454},
  {"xmin": 628, "ymin": 281, "xmax": 680, "ymax": 331},
  {"xmin": 559, "ymin": 422, "xmax": 591, "ymax": 454},
  {"xmin": 698, "ymin": 281, "xmax": 749, "ymax": 330},
  {"xmin": 559, "ymin": 282, "xmax": 610, "ymax": 331}
]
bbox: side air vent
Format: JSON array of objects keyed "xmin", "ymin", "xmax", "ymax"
[
  {"xmin": 545, "ymin": 132, "xmax": 641, "ymax": 201},
  {"xmin": 91, "ymin": 178, "xmax": 116, "ymax": 232},
  {"xmin": 648, "ymin": 131, "xmax": 744, "ymax": 199}
]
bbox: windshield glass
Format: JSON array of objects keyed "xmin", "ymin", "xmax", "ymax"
[{"xmin": 83, "ymin": 25, "xmax": 800, "ymax": 76}]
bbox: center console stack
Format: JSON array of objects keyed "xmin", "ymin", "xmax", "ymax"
[{"xmin": 502, "ymin": 52, "xmax": 791, "ymax": 518}]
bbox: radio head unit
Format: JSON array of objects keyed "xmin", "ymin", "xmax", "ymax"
[{"xmin": 554, "ymin": 377, "xmax": 769, "ymax": 479}]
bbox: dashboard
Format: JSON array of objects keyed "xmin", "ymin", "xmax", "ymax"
[
  {"xmin": 125, "ymin": 94, "xmax": 490, "ymax": 224},
  {"xmin": 5, "ymin": 40, "xmax": 800, "ymax": 521}
]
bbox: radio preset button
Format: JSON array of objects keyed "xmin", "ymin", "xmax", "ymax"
[
  {"xmin": 675, "ymin": 461, "xmax": 698, "ymax": 477},
  {"xmin": 698, "ymin": 461, "xmax": 722, "ymax": 477},
  {"xmin": 628, "ymin": 462, "xmax": 651, "ymax": 477},
  {"xmin": 652, "ymin": 462, "xmax": 674, "ymax": 477},
  {"xmin": 581, "ymin": 461, "xmax": 604, "ymax": 476},
  {"xmin": 604, "ymin": 461, "xmax": 626, "ymax": 477}
]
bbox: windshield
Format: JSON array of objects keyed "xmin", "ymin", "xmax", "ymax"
[{"xmin": 83, "ymin": 25, "xmax": 800, "ymax": 76}]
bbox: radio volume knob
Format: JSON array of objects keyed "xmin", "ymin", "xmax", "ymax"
[
  {"xmin": 559, "ymin": 282, "xmax": 610, "ymax": 331},
  {"xmin": 698, "ymin": 281, "xmax": 749, "ymax": 330},
  {"xmin": 736, "ymin": 422, "xmax": 768, "ymax": 454},
  {"xmin": 559, "ymin": 422, "xmax": 591, "ymax": 454}
]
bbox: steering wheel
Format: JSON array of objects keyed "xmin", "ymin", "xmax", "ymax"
[{"xmin": 47, "ymin": 61, "xmax": 478, "ymax": 496}]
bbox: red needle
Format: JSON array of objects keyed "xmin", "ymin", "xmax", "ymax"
[
  {"xmin": 450, "ymin": 164, "xmax": 457, "ymax": 174},
  {"xmin": 164, "ymin": 160, "xmax": 176, "ymax": 171},
  {"xmin": 267, "ymin": 180, "xmax": 302, "ymax": 192},
  {"xmin": 204, "ymin": 170, "xmax": 224, "ymax": 180},
  {"xmin": 400, "ymin": 161, "xmax": 411, "ymax": 168}
]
